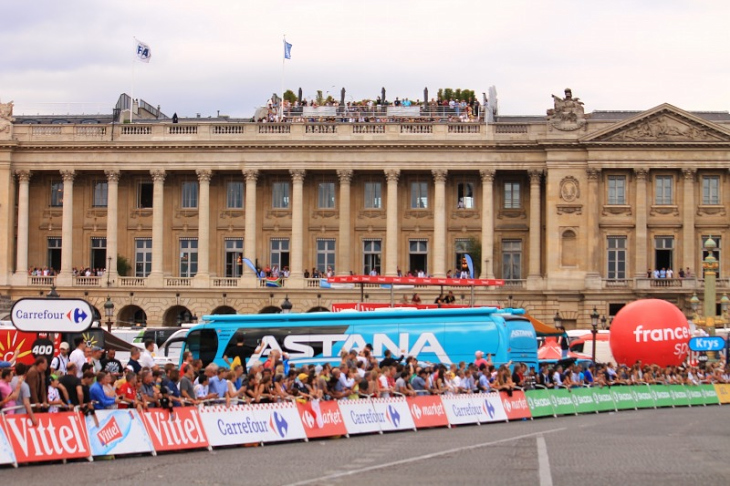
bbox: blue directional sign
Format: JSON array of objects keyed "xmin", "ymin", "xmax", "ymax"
[{"xmin": 689, "ymin": 336, "xmax": 726, "ymax": 352}]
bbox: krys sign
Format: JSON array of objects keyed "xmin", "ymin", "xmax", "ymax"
[{"xmin": 11, "ymin": 298, "xmax": 94, "ymax": 333}]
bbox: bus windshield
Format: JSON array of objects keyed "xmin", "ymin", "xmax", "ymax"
[{"xmin": 183, "ymin": 329, "xmax": 218, "ymax": 366}]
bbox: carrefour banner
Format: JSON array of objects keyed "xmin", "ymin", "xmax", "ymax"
[
  {"xmin": 370, "ymin": 397, "xmax": 416, "ymax": 432},
  {"xmin": 338, "ymin": 399, "xmax": 386, "ymax": 435},
  {"xmin": 441, "ymin": 393, "xmax": 507, "ymax": 425},
  {"xmin": 569, "ymin": 388, "xmax": 598, "ymax": 414},
  {"xmin": 609, "ymin": 388, "xmax": 637, "ymax": 411},
  {"xmin": 297, "ymin": 400, "xmax": 348, "ymax": 439},
  {"xmin": 86, "ymin": 409, "xmax": 155, "ymax": 457},
  {"xmin": 549, "ymin": 388, "xmax": 576, "ymax": 416},
  {"xmin": 525, "ymin": 389, "xmax": 555, "ymax": 418},
  {"xmin": 198, "ymin": 403, "xmax": 306, "ymax": 447},
  {"xmin": 499, "ymin": 390, "xmax": 532, "ymax": 421},
  {"xmin": 0, "ymin": 419, "xmax": 17, "ymax": 467},
  {"xmin": 407, "ymin": 395, "xmax": 449, "ymax": 429}
]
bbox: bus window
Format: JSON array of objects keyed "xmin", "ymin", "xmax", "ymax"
[{"xmin": 184, "ymin": 329, "xmax": 218, "ymax": 366}]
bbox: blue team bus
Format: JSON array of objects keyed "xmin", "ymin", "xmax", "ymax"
[{"xmin": 177, "ymin": 307, "xmax": 538, "ymax": 370}]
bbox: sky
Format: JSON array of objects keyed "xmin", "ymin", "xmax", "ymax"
[{"xmin": 2, "ymin": 0, "xmax": 729, "ymax": 119}]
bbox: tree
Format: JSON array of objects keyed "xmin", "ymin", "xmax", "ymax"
[
  {"xmin": 437, "ymin": 88, "xmax": 476, "ymax": 102},
  {"xmin": 283, "ymin": 90, "xmax": 297, "ymax": 103},
  {"xmin": 466, "ymin": 237, "xmax": 482, "ymax": 278},
  {"xmin": 117, "ymin": 254, "xmax": 131, "ymax": 277}
]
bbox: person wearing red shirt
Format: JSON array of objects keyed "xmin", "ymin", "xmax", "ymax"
[{"xmin": 116, "ymin": 371, "xmax": 139, "ymax": 409}]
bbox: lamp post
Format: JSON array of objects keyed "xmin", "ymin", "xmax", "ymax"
[
  {"xmin": 104, "ymin": 296, "xmax": 115, "ymax": 333},
  {"xmin": 590, "ymin": 307, "xmax": 599, "ymax": 365},
  {"xmin": 281, "ymin": 296, "xmax": 293, "ymax": 314},
  {"xmin": 554, "ymin": 311, "xmax": 563, "ymax": 330},
  {"xmin": 600, "ymin": 315, "xmax": 607, "ymax": 330},
  {"xmin": 47, "ymin": 285, "xmax": 60, "ymax": 299}
]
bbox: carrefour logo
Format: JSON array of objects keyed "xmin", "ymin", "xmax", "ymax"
[
  {"xmin": 11, "ymin": 298, "xmax": 94, "ymax": 333},
  {"xmin": 411, "ymin": 404, "xmax": 422, "ymax": 420},
  {"xmin": 269, "ymin": 411, "xmax": 288, "ymax": 438},
  {"xmin": 386, "ymin": 405, "xmax": 401, "ymax": 428},
  {"xmin": 483, "ymin": 399, "xmax": 496, "ymax": 419}
]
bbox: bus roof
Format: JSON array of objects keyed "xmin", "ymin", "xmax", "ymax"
[{"xmin": 198, "ymin": 306, "xmax": 525, "ymax": 328}]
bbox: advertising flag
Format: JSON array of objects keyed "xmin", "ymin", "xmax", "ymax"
[
  {"xmin": 284, "ymin": 40, "xmax": 292, "ymax": 60},
  {"xmin": 135, "ymin": 38, "xmax": 152, "ymax": 63}
]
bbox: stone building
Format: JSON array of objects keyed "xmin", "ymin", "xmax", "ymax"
[{"xmin": 1, "ymin": 90, "xmax": 729, "ymax": 329}]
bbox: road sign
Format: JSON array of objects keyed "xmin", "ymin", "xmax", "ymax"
[
  {"xmin": 689, "ymin": 336, "xmax": 726, "ymax": 352},
  {"xmin": 11, "ymin": 298, "xmax": 94, "ymax": 333}
]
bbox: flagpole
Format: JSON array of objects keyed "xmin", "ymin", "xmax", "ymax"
[
  {"xmin": 130, "ymin": 57, "xmax": 135, "ymax": 124},
  {"xmin": 281, "ymin": 35, "xmax": 286, "ymax": 122}
]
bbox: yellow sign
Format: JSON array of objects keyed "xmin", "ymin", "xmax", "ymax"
[{"xmin": 713, "ymin": 384, "xmax": 730, "ymax": 404}]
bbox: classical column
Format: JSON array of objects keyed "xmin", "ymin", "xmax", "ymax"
[
  {"xmin": 104, "ymin": 170, "xmax": 120, "ymax": 284},
  {"xmin": 528, "ymin": 170, "xmax": 542, "ymax": 279},
  {"xmin": 432, "ymin": 169, "xmax": 448, "ymax": 277},
  {"xmin": 385, "ymin": 169, "xmax": 400, "ymax": 276},
  {"xmin": 337, "ymin": 169, "xmax": 353, "ymax": 275},
  {"xmin": 634, "ymin": 168, "xmax": 648, "ymax": 277},
  {"xmin": 243, "ymin": 170, "xmax": 259, "ymax": 274},
  {"xmin": 290, "ymin": 169, "xmax": 306, "ymax": 280},
  {"xmin": 586, "ymin": 168, "xmax": 601, "ymax": 277},
  {"xmin": 58, "ymin": 170, "xmax": 75, "ymax": 283},
  {"xmin": 682, "ymin": 169, "xmax": 696, "ymax": 273},
  {"xmin": 196, "ymin": 169, "xmax": 212, "ymax": 279},
  {"xmin": 14, "ymin": 171, "xmax": 31, "ymax": 276},
  {"xmin": 150, "ymin": 170, "xmax": 166, "ymax": 280},
  {"xmin": 480, "ymin": 169, "xmax": 495, "ymax": 278}
]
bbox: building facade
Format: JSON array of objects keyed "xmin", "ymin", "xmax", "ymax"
[{"xmin": 1, "ymin": 92, "xmax": 729, "ymax": 328}]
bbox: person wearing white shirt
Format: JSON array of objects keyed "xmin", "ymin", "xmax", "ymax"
[
  {"xmin": 69, "ymin": 338, "xmax": 88, "ymax": 378},
  {"xmin": 139, "ymin": 340, "xmax": 156, "ymax": 369}
]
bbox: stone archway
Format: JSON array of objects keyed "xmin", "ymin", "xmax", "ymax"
[
  {"xmin": 162, "ymin": 305, "xmax": 195, "ymax": 327},
  {"xmin": 259, "ymin": 306, "xmax": 281, "ymax": 314},
  {"xmin": 211, "ymin": 305, "xmax": 237, "ymax": 315},
  {"xmin": 117, "ymin": 305, "xmax": 148, "ymax": 327},
  {"xmin": 306, "ymin": 306, "xmax": 330, "ymax": 313}
]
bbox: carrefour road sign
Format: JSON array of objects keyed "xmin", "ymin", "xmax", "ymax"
[
  {"xmin": 689, "ymin": 336, "xmax": 726, "ymax": 352},
  {"xmin": 11, "ymin": 298, "xmax": 94, "ymax": 333}
]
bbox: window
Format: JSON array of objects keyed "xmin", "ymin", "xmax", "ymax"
[
  {"xmin": 179, "ymin": 238, "xmax": 198, "ymax": 277},
  {"xmin": 654, "ymin": 236, "xmax": 674, "ymax": 273},
  {"xmin": 702, "ymin": 176, "xmax": 720, "ymax": 205},
  {"xmin": 504, "ymin": 182, "xmax": 521, "ymax": 209},
  {"xmin": 502, "ymin": 239, "xmax": 522, "ymax": 280},
  {"xmin": 607, "ymin": 175, "xmax": 626, "ymax": 205},
  {"xmin": 47, "ymin": 237, "xmax": 62, "ymax": 273},
  {"xmin": 272, "ymin": 181, "xmax": 290, "ymax": 209},
  {"xmin": 363, "ymin": 239, "xmax": 382, "ymax": 275},
  {"xmin": 702, "ymin": 236, "xmax": 721, "ymax": 278},
  {"xmin": 455, "ymin": 239, "xmax": 470, "ymax": 275},
  {"xmin": 409, "ymin": 239, "xmax": 428, "ymax": 275},
  {"xmin": 90, "ymin": 237, "xmax": 107, "ymax": 270},
  {"xmin": 270, "ymin": 238, "xmax": 290, "ymax": 270},
  {"xmin": 137, "ymin": 181, "xmax": 153, "ymax": 209},
  {"xmin": 227, "ymin": 181, "xmax": 244, "ymax": 209},
  {"xmin": 457, "ymin": 182, "xmax": 475, "ymax": 209},
  {"xmin": 607, "ymin": 236, "xmax": 626, "ymax": 279},
  {"xmin": 135, "ymin": 238, "xmax": 152, "ymax": 277},
  {"xmin": 655, "ymin": 176, "xmax": 673, "ymax": 205},
  {"xmin": 318, "ymin": 182, "xmax": 336, "ymax": 209},
  {"xmin": 50, "ymin": 180, "xmax": 63, "ymax": 207},
  {"xmin": 316, "ymin": 239, "xmax": 336, "ymax": 274},
  {"xmin": 561, "ymin": 230, "xmax": 577, "ymax": 267},
  {"xmin": 225, "ymin": 238, "xmax": 243, "ymax": 277},
  {"xmin": 93, "ymin": 181, "xmax": 108, "ymax": 207},
  {"xmin": 364, "ymin": 182, "xmax": 382, "ymax": 209},
  {"xmin": 181, "ymin": 181, "xmax": 198, "ymax": 209},
  {"xmin": 411, "ymin": 181, "xmax": 428, "ymax": 209}
]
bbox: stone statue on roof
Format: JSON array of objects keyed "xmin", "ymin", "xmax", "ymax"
[
  {"xmin": 0, "ymin": 99, "xmax": 15, "ymax": 140},
  {"xmin": 547, "ymin": 88, "xmax": 586, "ymax": 131}
]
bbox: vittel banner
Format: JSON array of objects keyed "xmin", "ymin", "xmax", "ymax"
[
  {"xmin": 199, "ymin": 403, "xmax": 306, "ymax": 447},
  {"xmin": 369, "ymin": 397, "xmax": 416, "ymax": 432},
  {"xmin": 0, "ymin": 419, "xmax": 17, "ymax": 467},
  {"xmin": 86, "ymin": 409, "xmax": 155, "ymax": 457},
  {"xmin": 406, "ymin": 395, "xmax": 449, "ymax": 429},
  {"xmin": 3, "ymin": 411, "xmax": 90, "ymax": 464},
  {"xmin": 338, "ymin": 399, "xmax": 387, "ymax": 435},
  {"xmin": 500, "ymin": 391, "xmax": 532, "ymax": 421},
  {"xmin": 297, "ymin": 400, "xmax": 348, "ymax": 439},
  {"xmin": 141, "ymin": 407, "xmax": 209, "ymax": 452},
  {"xmin": 441, "ymin": 393, "xmax": 506, "ymax": 425}
]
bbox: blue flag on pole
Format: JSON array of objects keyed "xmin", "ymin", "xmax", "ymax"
[{"xmin": 284, "ymin": 40, "xmax": 292, "ymax": 59}]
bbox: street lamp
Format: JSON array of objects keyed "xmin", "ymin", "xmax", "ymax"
[
  {"xmin": 600, "ymin": 315, "xmax": 607, "ymax": 330},
  {"xmin": 590, "ymin": 306, "xmax": 599, "ymax": 365},
  {"xmin": 104, "ymin": 296, "xmax": 115, "ymax": 333},
  {"xmin": 690, "ymin": 293, "xmax": 700, "ymax": 319},
  {"xmin": 554, "ymin": 311, "xmax": 563, "ymax": 330},
  {"xmin": 47, "ymin": 285, "xmax": 60, "ymax": 299},
  {"xmin": 281, "ymin": 296, "xmax": 293, "ymax": 314}
]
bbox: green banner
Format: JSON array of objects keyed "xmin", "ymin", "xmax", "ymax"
[
  {"xmin": 629, "ymin": 386, "xmax": 656, "ymax": 409},
  {"xmin": 609, "ymin": 387, "xmax": 637, "ymax": 410},
  {"xmin": 668, "ymin": 385, "xmax": 690, "ymax": 407},
  {"xmin": 685, "ymin": 386, "xmax": 705, "ymax": 407},
  {"xmin": 700, "ymin": 384, "xmax": 720, "ymax": 405},
  {"xmin": 588, "ymin": 387, "xmax": 617, "ymax": 412},
  {"xmin": 570, "ymin": 388, "xmax": 598, "ymax": 414},
  {"xmin": 525, "ymin": 389, "xmax": 555, "ymax": 418},
  {"xmin": 649, "ymin": 385, "xmax": 674, "ymax": 408},
  {"xmin": 550, "ymin": 388, "xmax": 577, "ymax": 416}
]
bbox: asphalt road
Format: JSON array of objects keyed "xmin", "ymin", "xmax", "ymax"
[{"xmin": 7, "ymin": 406, "xmax": 730, "ymax": 486}]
